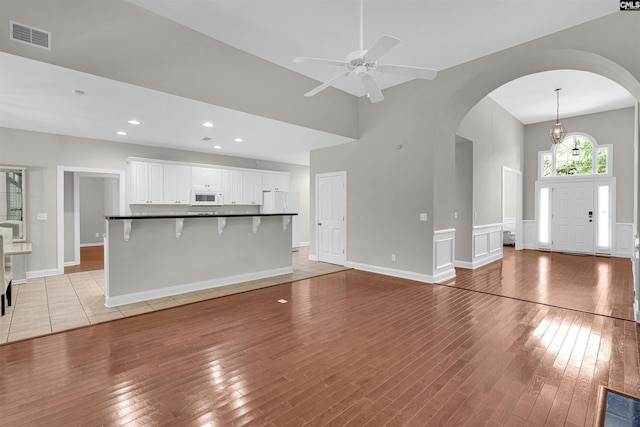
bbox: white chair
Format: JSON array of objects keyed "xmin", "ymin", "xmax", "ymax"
[{"xmin": 0, "ymin": 235, "xmax": 13, "ymax": 316}]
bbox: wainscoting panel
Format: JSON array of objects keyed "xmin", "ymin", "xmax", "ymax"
[
  {"xmin": 433, "ymin": 229, "xmax": 456, "ymax": 283},
  {"xmin": 471, "ymin": 223, "xmax": 503, "ymax": 268},
  {"xmin": 614, "ymin": 223, "xmax": 634, "ymax": 258},
  {"xmin": 523, "ymin": 220, "xmax": 537, "ymax": 250}
]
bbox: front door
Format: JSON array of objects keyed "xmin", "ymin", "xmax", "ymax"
[
  {"xmin": 316, "ymin": 172, "xmax": 346, "ymax": 265},
  {"xmin": 551, "ymin": 181, "xmax": 594, "ymax": 253}
]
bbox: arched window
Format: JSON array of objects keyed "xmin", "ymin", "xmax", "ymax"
[{"xmin": 539, "ymin": 133, "xmax": 611, "ymax": 178}]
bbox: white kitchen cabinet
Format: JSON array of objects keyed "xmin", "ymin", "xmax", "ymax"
[
  {"xmin": 262, "ymin": 172, "xmax": 290, "ymax": 192},
  {"xmin": 130, "ymin": 160, "xmax": 164, "ymax": 204},
  {"xmin": 191, "ymin": 166, "xmax": 221, "ymax": 192},
  {"xmin": 222, "ymin": 169, "xmax": 243, "ymax": 205},
  {"xmin": 242, "ymin": 171, "xmax": 263, "ymax": 205},
  {"xmin": 164, "ymin": 164, "xmax": 191, "ymax": 204}
]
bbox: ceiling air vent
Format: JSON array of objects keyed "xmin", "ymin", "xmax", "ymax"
[{"xmin": 10, "ymin": 21, "xmax": 51, "ymax": 50}]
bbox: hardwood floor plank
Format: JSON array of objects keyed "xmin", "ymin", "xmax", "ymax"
[{"xmin": 1, "ymin": 249, "xmax": 637, "ymax": 426}]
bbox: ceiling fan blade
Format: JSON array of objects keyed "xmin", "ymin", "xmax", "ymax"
[
  {"xmin": 376, "ymin": 64, "xmax": 438, "ymax": 80},
  {"xmin": 360, "ymin": 73, "xmax": 384, "ymax": 103},
  {"xmin": 304, "ymin": 71, "xmax": 351, "ymax": 97},
  {"xmin": 294, "ymin": 57, "xmax": 348, "ymax": 68},
  {"xmin": 364, "ymin": 35, "xmax": 401, "ymax": 61}
]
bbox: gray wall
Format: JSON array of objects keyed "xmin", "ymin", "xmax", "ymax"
[
  {"xmin": 455, "ymin": 139, "xmax": 473, "ymax": 263},
  {"xmin": 0, "ymin": 4, "xmax": 638, "ymax": 279},
  {"xmin": 311, "ymin": 12, "xmax": 639, "ymax": 279},
  {"xmin": 523, "ymin": 107, "xmax": 635, "ymax": 222},
  {"xmin": 0, "ymin": 127, "xmax": 310, "ymax": 273},
  {"xmin": 63, "ymin": 172, "xmax": 74, "ymax": 263},
  {"xmin": 79, "ymin": 176, "xmax": 105, "ymax": 245},
  {"xmin": 456, "ymin": 96, "xmax": 524, "ymax": 226}
]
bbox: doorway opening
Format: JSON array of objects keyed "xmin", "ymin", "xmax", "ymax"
[{"xmin": 56, "ymin": 166, "xmax": 125, "ymax": 275}]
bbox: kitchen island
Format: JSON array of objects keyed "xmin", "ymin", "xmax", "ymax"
[{"xmin": 104, "ymin": 213, "xmax": 296, "ymax": 307}]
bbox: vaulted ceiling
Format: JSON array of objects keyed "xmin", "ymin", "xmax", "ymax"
[{"xmin": 0, "ymin": 1, "xmax": 635, "ymax": 165}]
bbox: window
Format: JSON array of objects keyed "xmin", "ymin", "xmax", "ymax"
[{"xmin": 538, "ymin": 133, "xmax": 611, "ymax": 178}]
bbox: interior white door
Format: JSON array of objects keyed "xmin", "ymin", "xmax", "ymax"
[
  {"xmin": 317, "ymin": 172, "xmax": 346, "ymax": 265},
  {"xmin": 551, "ymin": 181, "xmax": 594, "ymax": 253}
]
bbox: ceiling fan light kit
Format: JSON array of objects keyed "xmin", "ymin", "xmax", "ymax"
[{"xmin": 294, "ymin": 0, "xmax": 437, "ymax": 103}]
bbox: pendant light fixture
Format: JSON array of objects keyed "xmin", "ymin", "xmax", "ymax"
[
  {"xmin": 548, "ymin": 88, "xmax": 567, "ymax": 145},
  {"xmin": 571, "ymin": 139, "xmax": 580, "ymax": 156}
]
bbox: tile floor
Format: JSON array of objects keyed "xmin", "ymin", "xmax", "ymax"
[{"xmin": 0, "ymin": 247, "xmax": 348, "ymax": 344}]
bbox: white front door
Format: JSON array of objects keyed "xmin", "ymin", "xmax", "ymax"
[
  {"xmin": 551, "ymin": 181, "xmax": 594, "ymax": 253},
  {"xmin": 316, "ymin": 172, "xmax": 346, "ymax": 265}
]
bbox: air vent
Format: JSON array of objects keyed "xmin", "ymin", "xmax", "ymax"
[{"xmin": 10, "ymin": 21, "xmax": 51, "ymax": 50}]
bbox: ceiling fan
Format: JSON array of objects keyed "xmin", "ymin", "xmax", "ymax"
[{"xmin": 294, "ymin": 0, "xmax": 437, "ymax": 103}]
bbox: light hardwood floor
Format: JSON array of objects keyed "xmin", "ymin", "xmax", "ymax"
[{"xmin": 0, "ymin": 248, "xmax": 637, "ymax": 425}]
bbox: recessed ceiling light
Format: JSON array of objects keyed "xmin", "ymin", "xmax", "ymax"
[
  {"xmin": 117, "ymin": 131, "xmax": 127, "ymax": 136},
  {"xmin": 213, "ymin": 145, "xmax": 222, "ymax": 150},
  {"xmin": 128, "ymin": 119, "xmax": 141, "ymax": 125},
  {"xmin": 202, "ymin": 122, "xmax": 214, "ymax": 128},
  {"xmin": 201, "ymin": 137, "xmax": 212, "ymax": 141},
  {"xmin": 234, "ymin": 138, "xmax": 243, "ymax": 143},
  {"xmin": 72, "ymin": 89, "xmax": 85, "ymax": 95}
]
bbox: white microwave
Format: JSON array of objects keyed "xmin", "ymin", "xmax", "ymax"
[{"xmin": 192, "ymin": 192, "xmax": 223, "ymax": 206}]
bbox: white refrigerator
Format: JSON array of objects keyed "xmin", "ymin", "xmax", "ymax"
[{"xmin": 261, "ymin": 191, "xmax": 300, "ymax": 251}]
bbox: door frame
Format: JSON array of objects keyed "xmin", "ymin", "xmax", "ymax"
[
  {"xmin": 535, "ymin": 176, "xmax": 616, "ymax": 255},
  {"xmin": 502, "ymin": 166, "xmax": 523, "ymax": 250},
  {"xmin": 56, "ymin": 166, "xmax": 125, "ymax": 275},
  {"xmin": 314, "ymin": 171, "xmax": 347, "ymax": 265}
]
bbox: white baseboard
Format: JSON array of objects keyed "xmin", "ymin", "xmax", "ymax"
[
  {"xmin": 454, "ymin": 252, "xmax": 502, "ymax": 269},
  {"xmin": 454, "ymin": 260, "xmax": 474, "ymax": 269},
  {"xmin": 346, "ymin": 261, "xmax": 434, "ymax": 284},
  {"xmin": 105, "ymin": 266, "xmax": 293, "ymax": 307},
  {"xmin": 64, "ymin": 261, "xmax": 79, "ymax": 267},
  {"xmin": 299, "ymin": 241, "xmax": 310, "ymax": 247},
  {"xmin": 80, "ymin": 242, "xmax": 104, "ymax": 248},
  {"xmin": 26, "ymin": 268, "xmax": 59, "ymax": 279},
  {"xmin": 308, "ymin": 254, "xmax": 318, "ymax": 261}
]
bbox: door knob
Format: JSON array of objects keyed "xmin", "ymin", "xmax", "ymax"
[{"xmin": 318, "ymin": 222, "xmax": 322, "ymax": 226}]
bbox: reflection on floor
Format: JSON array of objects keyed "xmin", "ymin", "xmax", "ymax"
[
  {"xmin": 445, "ymin": 247, "xmax": 636, "ymax": 321},
  {"xmin": 0, "ymin": 246, "xmax": 348, "ymax": 343}
]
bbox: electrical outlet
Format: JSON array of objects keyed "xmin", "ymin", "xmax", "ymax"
[
  {"xmin": 37, "ymin": 213, "xmax": 47, "ymax": 221},
  {"xmin": 391, "ymin": 254, "xmax": 397, "ymax": 262},
  {"xmin": 454, "ymin": 211, "xmax": 458, "ymax": 219},
  {"xmin": 95, "ymin": 232, "xmax": 100, "ymax": 237},
  {"xmin": 419, "ymin": 213, "xmax": 427, "ymax": 222}
]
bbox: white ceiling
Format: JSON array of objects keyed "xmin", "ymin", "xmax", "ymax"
[
  {"xmin": 0, "ymin": 1, "xmax": 636, "ymax": 166},
  {"xmin": 0, "ymin": 52, "xmax": 353, "ymax": 166}
]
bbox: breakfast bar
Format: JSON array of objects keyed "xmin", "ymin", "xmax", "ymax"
[{"xmin": 104, "ymin": 213, "xmax": 296, "ymax": 307}]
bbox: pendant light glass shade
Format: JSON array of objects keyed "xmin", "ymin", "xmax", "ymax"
[{"xmin": 548, "ymin": 88, "xmax": 567, "ymax": 145}]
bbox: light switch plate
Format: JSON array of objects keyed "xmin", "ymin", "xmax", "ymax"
[{"xmin": 419, "ymin": 213, "xmax": 428, "ymax": 221}]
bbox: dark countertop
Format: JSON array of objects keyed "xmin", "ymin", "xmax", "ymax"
[{"xmin": 106, "ymin": 212, "xmax": 298, "ymax": 220}]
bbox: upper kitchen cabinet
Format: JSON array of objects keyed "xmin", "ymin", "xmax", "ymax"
[
  {"xmin": 130, "ymin": 160, "xmax": 164, "ymax": 204},
  {"xmin": 262, "ymin": 171, "xmax": 290, "ymax": 192},
  {"xmin": 191, "ymin": 167, "xmax": 222, "ymax": 192},
  {"xmin": 241, "ymin": 171, "xmax": 263, "ymax": 205},
  {"xmin": 164, "ymin": 164, "xmax": 191, "ymax": 205}
]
